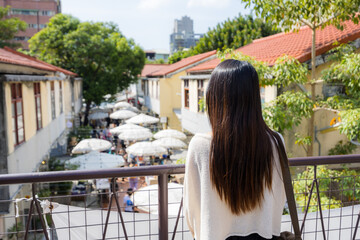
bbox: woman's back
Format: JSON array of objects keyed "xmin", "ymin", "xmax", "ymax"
[{"xmin": 184, "ymin": 133, "xmax": 286, "ymax": 240}]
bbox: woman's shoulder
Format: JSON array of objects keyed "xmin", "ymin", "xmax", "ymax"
[{"xmin": 188, "ymin": 133, "xmax": 211, "ymax": 154}]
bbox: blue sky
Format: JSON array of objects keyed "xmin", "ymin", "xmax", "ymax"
[{"xmin": 61, "ymin": 0, "xmax": 251, "ymax": 52}]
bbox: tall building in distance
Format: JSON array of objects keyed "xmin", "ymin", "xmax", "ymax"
[
  {"xmin": 0, "ymin": 0, "xmax": 61, "ymax": 49},
  {"xmin": 170, "ymin": 16, "xmax": 203, "ymax": 54}
]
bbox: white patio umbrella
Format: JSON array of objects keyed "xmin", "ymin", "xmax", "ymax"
[
  {"xmin": 118, "ymin": 129, "xmax": 153, "ymax": 141},
  {"xmin": 88, "ymin": 112, "xmax": 108, "ymax": 120},
  {"xmin": 114, "ymin": 101, "xmax": 131, "ymax": 109},
  {"xmin": 66, "ymin": 151, "xmax": 125, "ymax": 170},
  {"xmin": 126, "ymin": 113, "xmax": 159, "ymax": 125},
  {"xmin": 126, "ymin": 142, "xmax": 167, "ymax": 156},
  {"xmin": 110, "ymin": 110, "xmax": 137, "ymax": 120},
  {"xmin": 71, "ymin": 139, "xmax": 112, "ymax": 154},
  {"xmin": 153, "ymin": 137, "xmax": 187, "ymax": 149},
  {"xmin": 154, "ymin": 129, "xmax": 187, "ymax": 140},
  {"xmin": 90, "ymin": 106, "xmax": 112, "ymax": 113},
  {"xmin": 109, "ymin": 124, "xmax": 146, "ymax": 135},
  {"xmin": 124, "ymin": 106, "xmax": 140, "ymax": 113},
  {"xmin": 133, "ymin": 183, "xmax": 184, "ymax": 216}
]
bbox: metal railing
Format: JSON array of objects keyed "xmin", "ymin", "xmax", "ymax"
[{"xmin": 0, "ymin": 155, "xmax": 360, "ymax": 239}]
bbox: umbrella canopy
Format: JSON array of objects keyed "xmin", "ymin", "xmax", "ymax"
[
  {"xmin": 126, "ymin": 142, "xmax": 166, "ymax": 156},
  {"xmin": 66, "ymin": 151, "xmax": 125, "ymax": 170},
  {"xmin": 109, "ymin": 124, "xmax": 146, "ymax": 135},
  {"xmin": 118, "ymin": 129, "xmax": 153, "ymax": 141},
  {"xmin": 100, "ymin": 102, "xmax": 115, "ymax": 109},
  {"xmin": 110, "ymin": 110, "xmax": 137, "ymax": 120},
  {"xmin": 71, "ymin": 139, "xmax": 112, "ymax": 154},
  {"xmin": 153, "ymin": 129, "xmax": 186, "ymax": 140},
  {"xmin": 133, "ymin": 183, "xmax": 183, "ymax": 216},
  {"xmin": 126, "ymin": 113, "xmax": 159, "ymax": 125},
  {"xmin": 88, "ymin": 112, "xmax": 108, "ymax": 120},
  {"xmin": 114, "ymin": 101, "xmax": 131, "ymax": 109},
  {"xmin": 124, "ymin": 106, "xmax": 140, "ymax": 113},
  {"xmin": 90, "ymin": 106, "xmax": 112, "ymax": 113},
  {"xmin": 153, "ymin": 137, "xmax": 187, "ymax": 149}
]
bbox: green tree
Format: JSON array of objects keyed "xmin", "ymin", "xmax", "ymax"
[
  {"xmin": 240, "ymin": 0, "xmax": 360, "ymax": 156},
  {"xmin": 0, "ymin": 6, "xmax": 27, "ymax": 48},
  {"xmin": 28, "ymin": 14, "xmax": 145, "ymax": 124},
  {"xmin": 224, "ymin": 42, "xmax": 360, "ymax": 155},
  {"xmin": 168, "ymin": 14, "xmax": 279, "ymax": 63}
]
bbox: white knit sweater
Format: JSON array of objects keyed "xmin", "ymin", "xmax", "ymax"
[{"xmin": 183, "ymin": 133, "xmax": 286, "ymax": 240}]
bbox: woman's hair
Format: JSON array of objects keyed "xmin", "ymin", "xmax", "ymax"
[{"xmin": 206, "ymin": 59, "xmax": 278, "ymax": 215}]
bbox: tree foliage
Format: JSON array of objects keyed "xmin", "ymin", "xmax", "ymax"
[
  {"xmin": 224, "ymin": 42, "xmax": 360, "ymax": 151},
  {"xmin": 0, "ymin": 6, "xmax": 27, "ymax": 48},
  {"xmin": 168, "ymin": 14, "xmax": 279, "ymax": 63},
  {"xmin": 28, "ymin": 14, "xmax": 145, "ymax": 123},
  {"xmin": 239, "ymin": 0, "xmax": 360, "ymax": 156}
]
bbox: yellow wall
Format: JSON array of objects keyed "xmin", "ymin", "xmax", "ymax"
[
  {"xmin": 41, "ymin": 81, "xmax": 50, "ymax": 127},
  {"xmin": 159, "ymin": 71, "xmax": 184, "ymax": 130},
  {"xmin": 283, "ymin": 58, "xmax": 360, "ymax": 157},
  {"xmin": 5, "ymin": 79, "xmax": 67, "ymax": 154},
  {"xmin": 4, "ymin": 83, "xmax": 13, "ymax": 154},
  {"xmin": 22, "ymin": 82, "xmax": 36, "ymax": 142}
]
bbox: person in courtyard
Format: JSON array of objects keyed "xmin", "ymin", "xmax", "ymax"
[
  {"xmin": 183, "ymin": 60, "xmax": 286, "ymax": 240},
  {"xmin": 123, "ymin": 188, "xmax": 137, "ymax": 212}
]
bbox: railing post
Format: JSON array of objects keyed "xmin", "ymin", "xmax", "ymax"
[{"xmin": 158, "ymin": 173, "xmax": 168, "ymax": 240}]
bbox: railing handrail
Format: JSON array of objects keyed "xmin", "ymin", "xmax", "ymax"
[
  {"xmin": 1, "ymin": 154, "xmax": 360, "ymax": 185},
  {"xmin": 0, "ymin": 164, "xmax": 185, "ymax": 185}
]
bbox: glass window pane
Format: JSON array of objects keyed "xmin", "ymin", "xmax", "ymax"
[
  {"xmin": 16, "ymin": 102, "xmax": 22, "ymax": 115},
  {"xmin": 18, "ymin": 129, "xmax": 24, "ymax": 143},
  {"xmin": 17, "ymin": 115, "xmax": 23, "ymax": 129}
]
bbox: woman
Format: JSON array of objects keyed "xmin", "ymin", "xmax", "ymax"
[{"xmin": 183, "ymin": 59, "xmax": 286, "ymax": 240}]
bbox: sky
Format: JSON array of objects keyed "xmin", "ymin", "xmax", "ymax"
[{"xmin": 61, "ymin": 0, "xmax": 251, "ymax": 52}]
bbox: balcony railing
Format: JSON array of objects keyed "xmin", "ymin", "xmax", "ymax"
[{"xmin": 0, "ymin": 154, "xmax": 360, "ymax": 239}]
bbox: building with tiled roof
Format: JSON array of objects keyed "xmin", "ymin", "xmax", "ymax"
[
  {"xmin": 141, "ymin": 50, "xmax": 216, "ymax": 130},
  {"xmin": 149, "ymin": 50, "xmax": 216, "ymax": 77},
  {"xmin": 140, "ymin": 64, "xmax": 168, "ymax": 78},
  {"xmin": 0, "ymin": 47, "xmax": 82, "ymax": 205},
  {"xmin": 188, "ymin": 19, "xmax": 360, "ymax": 73},
  {"xmin": 181, "ymin": 19, "xmax": 360, "ymax": 157}
]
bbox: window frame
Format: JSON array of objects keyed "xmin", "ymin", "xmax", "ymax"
[
  {"xmin": 34, "ymin": 82, "xmax": 42, "ymax": 130},
  {"xmin": 51, "ymin": 81, "xmax": 56, "ymax": 120},
  {"xmin": 59, "ymin": 81, "xmax": 63, "ymax": 114},
  {"xmin": 11, "ymin": 83, "xmax": 25, "ymax": 146},
  {"xmin": 184, "ymin": 80, "xmax": 189, "ymax": 109},
  {"xmin": 197, "ymin": 80, "xmax": 204, "ymax": 112}
]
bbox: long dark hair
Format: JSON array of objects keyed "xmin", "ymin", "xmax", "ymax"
[{"xmin": 206, "ymin": 59, "xmax": 279, "ymax": 215}]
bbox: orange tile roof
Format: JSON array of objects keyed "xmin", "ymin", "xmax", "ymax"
[
  {"xmin": 149, "ymin": 50, "xmax": 216, "ymax": 76},
  {"xmin": 141, "ymin": 64, "xmax": 168, "ymax": 77},
  {"xmin": 0, "ymin": 47, "xmax": 77, "ymax": 76},
  {"xmin": 188, "ymin": 19, "xmax": 360, "ymax": 73}
]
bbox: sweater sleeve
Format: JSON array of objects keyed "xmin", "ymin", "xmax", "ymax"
[{"xmin": 183, "ymin": 137, "xmax": 202, "ymax": 238}]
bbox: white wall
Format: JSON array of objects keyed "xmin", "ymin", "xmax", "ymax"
[
  {"xmin": 181, "ymin": 108, "xmax": 211, "ymax": 134},
  {"xmin": 7, "ymin": 113, "xmax": 66, "ymax": 176}
]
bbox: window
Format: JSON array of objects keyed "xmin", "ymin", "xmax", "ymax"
[
  {"xmin": 184, "ymin": 80, "xmax": 189, "ymax": 108},
  {"xmin": 51, "ymin": 82, "xmax": 56, "ymax": 119},
  {"xmin": 260, "ymin": 86, "xmax": 265, "ymax": 107},
  {"xmin": 34, "ymin": 83, "xmax": 42, "ymax": 130},
  {"xmin": 197, "ymin": 80, "xmax": 204, "ymax": 112},
  {"xmin": 13, "ymin": 36, "xmax": 30, "ymax": 41},
  {"xmin": 11, "ymin": 83, "xmax": 25, "ymax": 146},
  {"xmin": 59, "ymin": 81, "xmax": 63, "ymax": 113},
  {"xmin": 28, "ymin": 24, "xmax": 47, "ymax": 29},
  {"xmin": 11, "ymin": 9, "xmax": 55, "ymax": 16}
]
